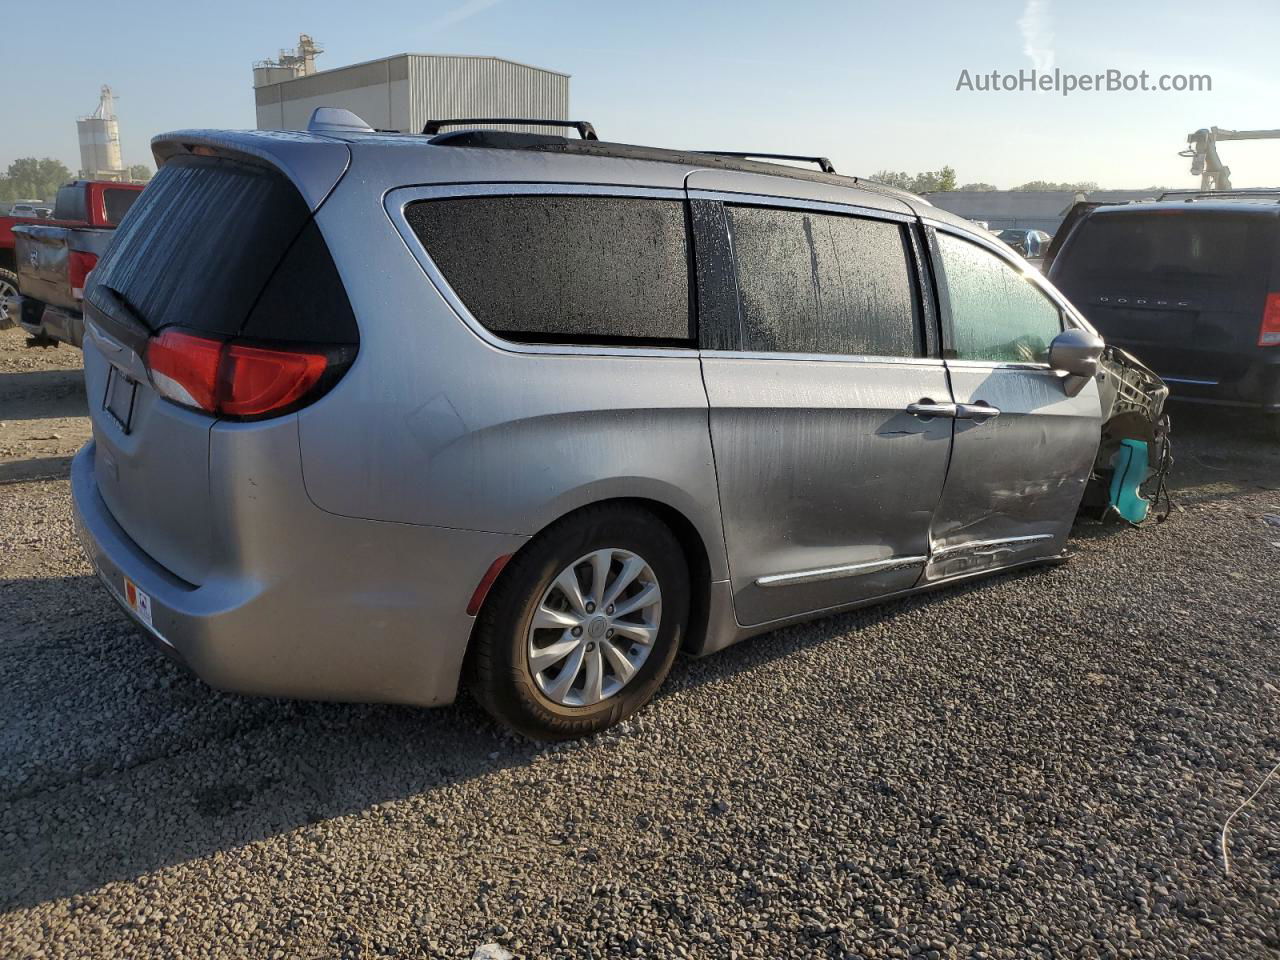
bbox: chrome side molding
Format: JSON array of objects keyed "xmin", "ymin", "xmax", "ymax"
[
  {"xmin": 930, "ymin": 533, "xmax": 1054, "ymax": 558},
  {"xmin": 756, "ymin": 555, "xmax": 928, "ymax": 588}
]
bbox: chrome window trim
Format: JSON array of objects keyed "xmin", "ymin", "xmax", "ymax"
[
  {"xmin": 945, "ymin": 358, "xmax": 1056, "ymax": 373},
  {"xmin": 688, "ymin": 188, "xmax": 916, "ymax": 223},
  {"xmin": 385, "ymin": 182, "xmax": 700, "ymax": 359},
  {"xmin": 756, "ymin": 555, "xmax": 928, "ymax": 588},
  {"xmin": 702, "ymin": 350, "xmax": 945, "ymax": 367}
]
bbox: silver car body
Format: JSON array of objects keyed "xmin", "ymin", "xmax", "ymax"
[{"xmin": 73, "ymin": 126, "xmax": 1103, "ymax": 706}]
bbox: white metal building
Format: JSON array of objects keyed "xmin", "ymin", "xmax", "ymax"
[{"xmin": 253, "ymin": 53, "xmax": 570, "ymax": 134}]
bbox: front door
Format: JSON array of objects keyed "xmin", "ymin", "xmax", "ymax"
[
  {"xmin": 924, "ymin": 229, "xmax": 1102, "ymax": 581},
  {"xmin": 691, "ymin": 186, "xmax": 954, "ymax": 626}
]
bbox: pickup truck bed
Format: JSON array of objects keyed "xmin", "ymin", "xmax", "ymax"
[
  {"xmin": 2, "ymin": 179, "xmax": 144, "ymax": 346},
  {"xmin": 14, "ymin": 224, "xmax": 118, "ymax": 347}
]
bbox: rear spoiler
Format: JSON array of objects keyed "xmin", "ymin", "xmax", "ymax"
[{"xmin": 150, "ymin": 129, "xmax": 351, "ymax": 212}]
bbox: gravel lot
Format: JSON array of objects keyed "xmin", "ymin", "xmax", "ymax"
[{"xmin": 2, "ymin": 325, "xmax": 1279, "ymax": 959}]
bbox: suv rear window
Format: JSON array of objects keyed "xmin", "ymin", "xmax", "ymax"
[
  {"xmin": 406, "ymin": 195, "xmax": 693, "ymax": 346},
  {"xmin": 1054, "ymin": 211, "xmax": 1278, "ymax": 287},
  {"xmin": 87, "ymin": 155, "xmax": 356, "ymax": 344},
  {"xmin": 723, "ymin": 205, "xmax": 921, "ymax": 357}
]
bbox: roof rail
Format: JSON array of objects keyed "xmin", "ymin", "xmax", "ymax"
[
  {"xmin": 695, "ymin": 151, "xmax": 836, "ymax": 174},
  {"xmin": 1157, "ymin": 187, "xmax": 1280, "ymax": 201},
  {"xmin": 422, "ymin": 118, "xmax": 598, "ymax": 140}
]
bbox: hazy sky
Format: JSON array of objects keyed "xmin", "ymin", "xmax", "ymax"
[{"xmin": 2, "ymin": 0, "xmax": 1277, "ymax": 188}]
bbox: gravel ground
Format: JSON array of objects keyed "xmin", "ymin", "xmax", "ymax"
[{"xmin": 2, "ymin": 325, "xmax": 1279, "ymax": 959}]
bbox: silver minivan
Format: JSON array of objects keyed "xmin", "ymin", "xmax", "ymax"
[{"xmin": 72, "ymin": 113, "xmax": 1161, "ymax": 738}]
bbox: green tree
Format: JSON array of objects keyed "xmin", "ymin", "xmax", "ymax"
[
  {"xmin": 870, "ymin": 166, "xmax": 958, "ymax": 194},
  {"xmin": 127, "ymin": 163, "xmax": 152, "ymax": 182},
  {"xmin": 869, "ymin": 170, "xmax": 914, "ymax": 190},
  {"xmin": 4, "ymin": 157, "xmax": 74, "ymax": 200},
  {"xmin": 959, "ymin": 182, "xmax": 999, "ymax": 192},
  {"xmin": 1011, "ymin": 180, "xmax": 1101, "ymax": 192}
]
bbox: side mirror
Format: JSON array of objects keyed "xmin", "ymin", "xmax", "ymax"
[
  {"xmin": 1048, "ymin": 327, "xmax": 1104, "ymax": 378},
  {"xmin": 1048, "ymin": 328, "xmax": 1104, "ymax": 396}
]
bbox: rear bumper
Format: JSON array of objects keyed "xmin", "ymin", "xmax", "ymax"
[
  {"xmin": 17, "ymin": 297, "xmax": 83, "ymax": 346},
  {"xmin": 71, "ymin": 441, "xmax": 528, "ymax": 706}
]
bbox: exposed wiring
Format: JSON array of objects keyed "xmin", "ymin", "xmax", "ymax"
[{"xmin": 1221, "ymin": 755, "xmax": 1280, "ymax": 876}]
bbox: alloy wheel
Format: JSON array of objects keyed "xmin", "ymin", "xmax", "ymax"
[
  {"xmin": 527, "ymin": 548, "xmax": 663, "ymax": 707},
  {"xmin": 0, "ymin": 276, "xmax": 16, "ymax": 326}
]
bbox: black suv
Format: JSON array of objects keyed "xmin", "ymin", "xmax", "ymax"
[{"xmin": 1048, "ymin": 193, "xmax": 1280, "ymax": 437}]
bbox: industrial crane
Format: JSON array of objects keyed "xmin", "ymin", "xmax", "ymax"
[{"xmin": 1180, "ymin": 127, "xmax": 1280, "ymax": 190}]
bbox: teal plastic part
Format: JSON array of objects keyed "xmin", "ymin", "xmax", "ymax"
[{"xmin": 1109, "ymin": 438, "xmax": 1151, "ymax": 524}]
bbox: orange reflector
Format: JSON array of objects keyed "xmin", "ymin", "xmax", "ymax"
[{"xmin": 467, "ymin": 554, "xmax": 513, "ymax": 616}]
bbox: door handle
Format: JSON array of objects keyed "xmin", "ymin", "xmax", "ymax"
[
  {"xmin": 906, "ymin": 400, "xmax": 958, "ymax": 419},
  {"xmin": 956, "ymin": 401, "xmax": 1001, "ymax": 420}
]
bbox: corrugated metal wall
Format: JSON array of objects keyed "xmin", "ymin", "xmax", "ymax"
[
  {"xmin": 408, "ymin": 56, "xmax": 570, "ymax": 135},
  {"xmin": 256, "ymin": 54, "xmax": 570, "ymax": 135}
]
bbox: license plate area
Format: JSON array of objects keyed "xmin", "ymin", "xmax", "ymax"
[{"xmin": 103, "ymin": 365, "xmax": 138, "ymax": 433}]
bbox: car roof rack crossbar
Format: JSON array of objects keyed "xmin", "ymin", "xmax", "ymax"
[
  {"xmin": 422, "ymin": 118, "xmax": 598, "ymax": 140},
  {"xmin": 696, "ymin": 151, "xmax": 836, "ymax": 174}
]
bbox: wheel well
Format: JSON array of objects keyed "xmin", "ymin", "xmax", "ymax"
[
  {"xmin": 468, "ymin": 497, "xmax": 713, "ymax": 657},
  {"xmin": 624, "ymin": 498, "xmax": 712, "ymax": 653},
  {"xmin": 0, "ymin": 248, "xmax": 15, "ymax": 274}
]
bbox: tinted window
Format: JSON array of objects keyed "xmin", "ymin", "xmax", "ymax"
[
  {"xmin": 88, "ymin": 155, "xmax": 356, "ymax": 344},
  {"xmin": 1052, "ymin": 212, "xmax": 1277, "ymax": 287},
  {"xmin": 406, "ymin": 195, "xmax": 692, "ymax": 345},
  {"xmin": 724, "ymin": 205, "xmax": 920, "ymax": 357},
  {"xmin": 53, "ymin": 186, "xmax": 87, "ymax": 222},
  {"xmin": 103, "ymin": 187, "xmax": 140, "ymax": 226},
  {"xmin": 936, "ymin": 233, "xmax": 1062, "ymax": 363}
]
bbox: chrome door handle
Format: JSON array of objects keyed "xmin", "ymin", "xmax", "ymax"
[
  {"xmin": 956, "ymin": 402, "xmax": 1001, "ymax": 420},
  {"xmin": 906, "ymin": 400, "xmax": 958, "ymax": 419}
]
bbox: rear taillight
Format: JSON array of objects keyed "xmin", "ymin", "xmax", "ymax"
[
  {"xmin": 145, "ymin": 328, "xmax": 348, "ymax": 419},
  {"xmin": 69, "ymin": 251, "xmax": 98, "ymax": 299},
  {"xmin": 1260, "ymin": 293, "xmax": 1280, "ymax": 347}
]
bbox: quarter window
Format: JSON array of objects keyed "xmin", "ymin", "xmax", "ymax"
[
  {"xmin": 406, "ymin": 195, "xmax": 693, "ymax": 346},
  {"xmin": 724, "ymin": 205, "xmax": 921, "ymax": 357},
  {"xmin": 936, "ymin": 233, "xmax": 1062, "ymax": 363}
]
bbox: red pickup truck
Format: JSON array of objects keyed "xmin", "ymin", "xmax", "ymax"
[{"xmin": 0, "ymin": 180, "xmax": 144, "ymax": 330}]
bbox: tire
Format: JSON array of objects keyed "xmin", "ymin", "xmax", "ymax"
[
  {"xmin": 0, "ymin": 268, "xmax": 18, "ymax": 330},
  {"xmin": 468, "ymin": 504, "xmax": 690, "ymax": 740},
  {"xmin": 1269, "ymin": 414, "xmax": 1280, "ymax": 444}
]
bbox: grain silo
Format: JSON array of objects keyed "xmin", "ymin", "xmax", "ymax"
[
  {"xmin": 78, "ymin": 86, "xmax": 125, "ymax": 179},
  {"xmin": 252, "ymin": 41, "xmax": 569, "ymax": 135}
]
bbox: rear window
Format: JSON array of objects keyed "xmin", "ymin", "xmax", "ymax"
[
  {"xmin": 1054, "ymin": 211, "xmax": 1278, "ymax": 287},
  {"xmin": 53, "ymin": 185, "xmax": 86, "ymax": 222},
  {"xmin": 724, "ymin": 205, "xmax": 921, "ymax": 357},
  {"xmin": 103, "ymin": 187, "xmax": 139, "ymax": 226},
  {"xmin": 87, "ymin": 155, "xmax": 356, "ymax": 344},
  {"xmin": 406, "ymin": 195, "xmax": 693, "ymax": 346}
]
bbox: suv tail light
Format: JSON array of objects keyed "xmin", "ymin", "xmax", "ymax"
[
  {"xmin": 1260, "ymin": 293, "xmax": 1280, "ymax": 347},
  {"xmin": 146, "ymin": 328, "xmax": 352, "ymax": 419},
  {"xmin": 69, "ymin": 251, "xmax": 98, "ymax": 299}
]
